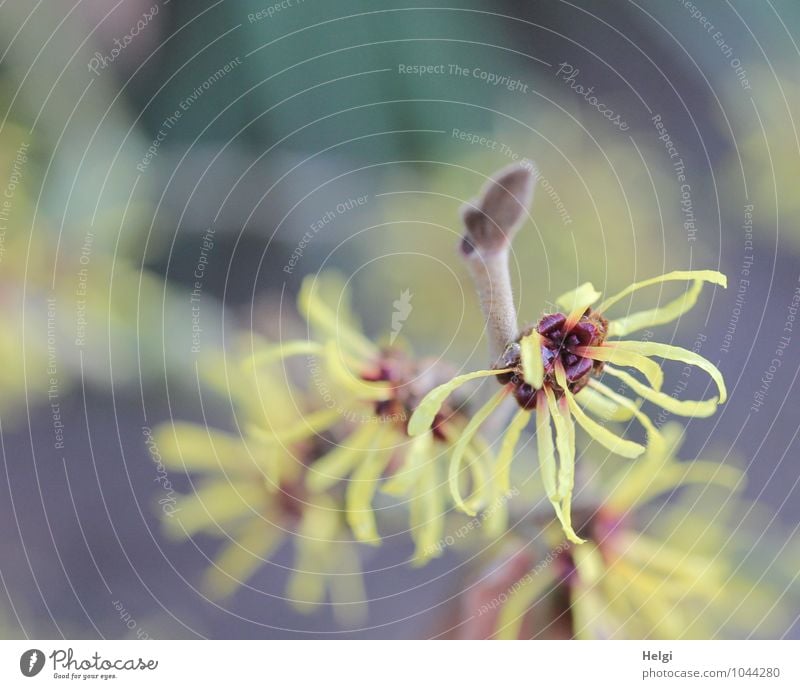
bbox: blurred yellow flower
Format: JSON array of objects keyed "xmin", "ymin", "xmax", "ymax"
[
  {"xmin": 252, "ymin": 272, "xmax": 488, "ymax": 565},
  {"xmin": 409, "ymin": 271, "xmax": 727, "ymax": 543},
  {"xmin": 152, "ymin": 347, "xmax": 367, "ymax": 624},
  {"xmin": 494, "ymin": 424, "xmax": 792, "ymax": 639}
]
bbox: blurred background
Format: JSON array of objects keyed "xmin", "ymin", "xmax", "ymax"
[{"xmin": 0, "ymin": 0, "xmax": 798, "ymax": 638}]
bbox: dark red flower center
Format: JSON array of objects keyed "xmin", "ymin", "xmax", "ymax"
[
  {"xmin": 363, "ymin": 349, "xmax": 461, "ymax": 440},
  {"xmin": 496, "ymin": 309, "xmax": 608, "ymax": 408}
]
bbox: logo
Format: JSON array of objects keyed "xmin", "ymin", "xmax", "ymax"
[
  {"xmin": 390, "ymin": 289, "xmax": 413, "ymax": 344},
  {"xmin": 20, "ymin": 649, "xmax": 45, "ymax": 677}
]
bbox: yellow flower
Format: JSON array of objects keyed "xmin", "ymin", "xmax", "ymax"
[
  {"xmin": 408, "ymin": 270, "xmax": 728, "ymax": 543},
  {"xmin": 494, "ymin": 424, "xmax": 794, "ymax": 639},
  {"xmin": 252, "ymin": 272, "xmax": 484, "ymax": 565},
  {"xmin": 152, "ymin": 347, "xmax": 367, "ymax": 624}
]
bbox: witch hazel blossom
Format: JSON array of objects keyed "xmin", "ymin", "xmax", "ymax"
[
  {"xmin": 249, "ymin": 272, "xmax": 494, "ymax": 564},
  {"xmin": 407, "ymin": 164, "xmax": 728, "ymax": 544},
  {"xmin": 494, "ymin": 423, "xmax": 751, "ymax": 640}
]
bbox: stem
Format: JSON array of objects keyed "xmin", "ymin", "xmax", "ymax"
[
  {"xmin": 463, "ymin": 250, "xmax": 517, "ymax": 361},
  {"xmin": 459, "ymin": 162, "xmax": 536, "ymax": 361}
]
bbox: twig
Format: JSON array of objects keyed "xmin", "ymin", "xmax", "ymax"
[{"xmin": 459, "ymin": 163, "xmax": 535, "ymax": 361}]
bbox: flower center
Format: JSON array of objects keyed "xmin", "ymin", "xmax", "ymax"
[
  {"xmin": 363, "ymin": 349, "xmax": 460, "ymax": 440},
  {"xmin": 497, "ymin": 309, "xmax": 608, "ymax": 408}
]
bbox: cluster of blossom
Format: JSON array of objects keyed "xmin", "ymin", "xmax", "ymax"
[{"xmin": 154, "ymin": 165, "xmax": 793, "ymax": 638}]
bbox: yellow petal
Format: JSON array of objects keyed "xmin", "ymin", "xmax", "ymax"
[
  {"xmin": 324, "ymin": 538, "xmax": 368, "ymax": 626},
  {"xmin": 556, "ymin": 363, "xmax": 644, "ymax": 459},
  {"xmin": 577, "ymin": 344, "xmax": 663, "ymax": 391},
  {"xmin": 572, "ymin": 543, "xmax": 606, "ymax": 586},
  {"xmin": 496, "ymin": 408, "xmax": 532, "ymax": 492},
  {"xmin": 407, "ymin": 368, "xmax": 510, "ymax": 436},
  {"xmin": 609, "ymin": 340, "xmax": 727, "ymax": 404},
  {"xmin": 202, "ymin": 519, "xmax": 283, "ymax": 599},
  {"xmin": 410, "ymin": 458, "xmax": 446, "ymax": 566},
  {"xmin": 494, "ymin": 570, "xmax": 555, "ymax": 640},
  {"xmin": 543, "ymin": 386, "xmax": 584, "ymax": 544},
  {"xmin": 586, "ymin": 379, "xmax": 665, "ymax": 457},
  {"xmin": 244, "ymin": 340, "xmax": 323, "ymax": 368},
  {"xmin": 164, "ymin": 479, "xmax": 266, "ymax": 539},
  {"xmin": 627, "ymin": 460, "xmax": 744, "ymax": 508},
  {"xmin": 345, "ymin": 434, "xmax": 394, "ymax": 545},
  {"xmin": 463, "ymin": 444, "xmax": 490, "ymax": 515},
  {"xmin": 597, "ymin": 269, "xmax": 727, "ymax": 314},
  {"xmin": 556, "ymin": 281, "xmax": 602, "ymax": 315},
  {"xmin": 247, "ymin": 406, "xmax": 341, "ymax": 446},
  {"xmin": 382, "ymin": 431, "xmax": 433, "ymax": 497},
  {"xmin": 448, "ymin": 387, "xmax": 508, "ymax": 516},
  {"xmin": 298, "ymin": 272, "xmax": 377, "ymax": 360},
  {"xmin": 535, "ymin": 392, "xmax": 558, "ymax": 501},
  {"xmin": 306, "ymin": 424, "xmax": 380, "ymax": 492},
  {"xmin": 566, "ymin": 391, "xmax": 645, "ymax": 459},
  {"xmin": 287, "ymin": 498, "xmax": 339, "ymax": 612},
  {"xmin": 603, "ymin": 365, "xmax": 719, "ymax": 418},
  {"xmin": 520, "ymin": 331, "xmax": 544, "ymax": 388},
  {"xmin": 608, "ymin": 279, "xmax": 704, "ymax": 337},
  {"xmin": 153, "ymin": 423, "xmax": 252, "ymax": 475},
  {"xmin": 322, "ymin": 340, "xmax": 392, "ymax": 401},
  {"xmin": 576, "ymin": 385, "xmax": 636, "ymax": 422}
]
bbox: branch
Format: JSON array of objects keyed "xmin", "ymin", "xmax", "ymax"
[{"xmin": 459, "ymin": 162, "xmax": 535, "ymax": 361}]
